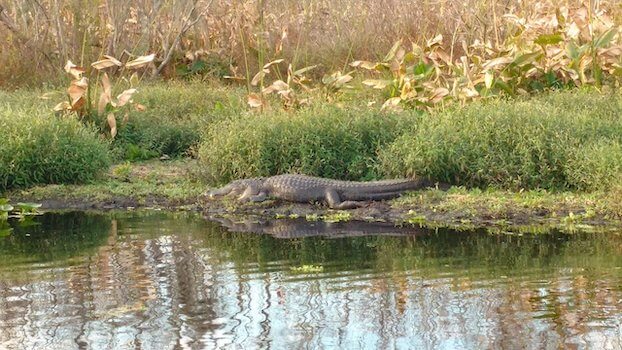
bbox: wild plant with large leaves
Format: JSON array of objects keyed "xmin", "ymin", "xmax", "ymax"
[
  {"xmin": 351, "ymin": 3, "xmax": 622, "ymax": 110},
  {"xmin": 53, "ymin": 54, "xmax": 155, "ymax": 137}
]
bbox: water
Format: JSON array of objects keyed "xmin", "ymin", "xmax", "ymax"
[{"xmin": 0, "ymin": 211, "xmax": 621, "ymax": 350}]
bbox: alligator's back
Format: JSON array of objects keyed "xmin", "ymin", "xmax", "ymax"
[{"xmin": 265, "ymin": 174, "xmax": 428, "ymax": 199}]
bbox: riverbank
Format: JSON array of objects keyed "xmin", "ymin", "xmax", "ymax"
[{"xmin": 6, "ymin": 159, "xmax": 620, "ymax": 233}]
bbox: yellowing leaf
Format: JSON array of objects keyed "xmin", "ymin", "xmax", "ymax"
[
  {"xmin": 484, "ymin": 70, "xmax": 494, "ymax": 89},
  {"xmin": 125, "ymin": 54, "xmax": 156, "ymax": 69},
  {"xmin": 293, "ymin": 65, "xmax": 318, "ymax": 76},
  {"xmin": 482, "ymin": 57, "xmax": 512, "ymax": 70},
  {"xmin": 383, "ymin": 40, "xmax": 403, "ymax": 62},
  {"xmin": 129, "ymin": 72, "xmax": 139, "ymax": 87}
]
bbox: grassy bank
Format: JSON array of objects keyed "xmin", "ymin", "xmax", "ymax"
[
  {"xmin": 381, "ymin": 90, "xmax": 622, "ymax": 191},
  {"xmin": 1, "ymin": 81, "xmax": 622, "ymax": 229}
]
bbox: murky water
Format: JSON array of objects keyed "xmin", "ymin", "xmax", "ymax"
[{"xmin": 0, "ymin": 211, "xmax": 621, "ymax": 349}]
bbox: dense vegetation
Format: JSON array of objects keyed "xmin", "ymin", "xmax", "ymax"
[
  {"xmin": 0, "ymin": 100, "xmax": 110, "ymax": 190},
  {"xmin": 198, "ymin": 105, "xmax": 419, "ymax": 183},
  {"xmin": 381, "ymin": 90, "xmax": 622, "ymax": 191},
  {"xmin": 109, "ymin": 82, "xmax": 246, "ymax": 160},
  {"xmin": 1, "ymin": 1, "xmax": 622, "ymax": 204}
]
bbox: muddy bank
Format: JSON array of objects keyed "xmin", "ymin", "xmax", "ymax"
[
  {"xmin": 9, "ymin": 184, "xmax": 621, "ymax": 233},
  {"xmin": 13, "ymin": 195, "xmax": 200, "ymax": 211},
  {"xmin": 199, "ymin": 195, "xmax": 621, "ymax": 233}
]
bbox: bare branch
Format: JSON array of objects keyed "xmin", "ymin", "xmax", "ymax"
[
  {"xmin": 153, "ymin": 0, "xmax": 213, "ymax": 77},
  {"xmin": 0, "ymin": 4, "xmax": 55, "ymax": 66}
]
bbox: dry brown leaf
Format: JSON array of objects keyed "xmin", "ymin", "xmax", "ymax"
[
  {"xmin": 350, "ymin": 60, "xmax": 380, "ymax": 70},
  {"xmin": 53, "ymin": 101, "xmax": 71, "ymax": 112},
  {"xmin": 362, "ymin": 79, "xmax": 391, "ymax": 89},
  {"xmin": 68, "ymin": 80, "xmax": 87, "ymax": 105},
  {"xmin": 247, "ymin": 93, "xmax": 264, "ymax": 108},
  {"xmin": 91, "ymin": 55, "xmax": 123, "ymax": 70},
  {"xmin": 262, "ymin": 80, "xmax": 289, "ymax": 94},
  {"xmin": 70, "ymin": 97, "xmax": 86, "ymax": 111},
  {"xmin": 116, "ymin": 88, "xmax": 137, "ymax": 107},
  {"xmin": 107, "ymin": 113, "xmax": 117, "ymax": 138},
  {"xmin": 125, "ymin": 54, "xmax": 155, "ymax": 69},
  {"xmin": 97, "ymin": 73, "xmax": 113, "ymax": 115},
  {"xmin": 64, "ymin": 60, "xmax": 85, "ymax": 79},
  {"xmin": 429, "ymin": 87, "xmax": 449, "ymax": 103},
  {"xmin": 426, "ymin": 34, "xmax": 443, "ymax": 48},
  {"xmin": 250, "ymin": 71, "xmax": 266, "ymax": 86},
  {"xmin": 262, "ymin": 59, "xmax": 284, "ymax": 70},
  {"xmin": 134, "ymin": 103, "xmax": 146, "ymax": 112},
  {"xmin": 381, "ymin": 97, "xmax": 402, "ymax": 111}
]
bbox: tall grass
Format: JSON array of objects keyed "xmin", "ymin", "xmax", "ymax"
[
  {"xmin": 110, "ymin": 81, "xmax": 246, "ymax": 160},
  {"xmin": 380, "ymin": 90, "xmax": 622, "ymax": 191},
  {"xmin": 198, "ymin": 105, "xmax": 420, "ymax": 184},
  {"xmin": 0, "ymin": 104, "xmax": 110, "ymax": 191}
]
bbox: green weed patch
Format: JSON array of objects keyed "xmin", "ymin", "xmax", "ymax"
[
  {"xmin": 381, "ymin": 90, "xmax": 622, "ymax": 190},
  {"xmin": 198, "ymin": 105, "xmax": 419, "ymax": 184},
  {"xmin": 0, "ymin": 108, "xmax": 110, "ymax": 191}
]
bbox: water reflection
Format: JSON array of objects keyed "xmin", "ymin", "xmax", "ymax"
[{"xmin": 0, "ymin": 211, "xmax": 621, "ymax": 349}]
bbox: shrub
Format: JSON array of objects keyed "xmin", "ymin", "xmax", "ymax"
[
  {"xmin": 198, "ymin": 105, "xmax": 419, "ymax": 184},
  {"xmin": 565, "ymin": 140, "xmax": 622, "ymax": 192},
  {"xmin": 380, "ymin": 90, "xmax": 622, "ymax": 190},
  {"xmin": 0, "ymin": 108, "xmax": 110, "ymax": 191},
  {"xmin": 111, "ymin": 81, "xmax": 246, "ymax": 160}
]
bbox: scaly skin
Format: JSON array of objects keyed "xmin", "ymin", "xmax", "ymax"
[{"xmin": 206, "ymin": 174, "xmax": 431, "ymax": 209}]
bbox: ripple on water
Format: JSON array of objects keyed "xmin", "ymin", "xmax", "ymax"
[{"xmin": 1, "ymin": 212, "xmax": 622, "ymax": 350}]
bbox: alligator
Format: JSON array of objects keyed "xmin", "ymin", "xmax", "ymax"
[{"xmin": 205, "ymin": 174, "xmax": 432, "ymax": 209}]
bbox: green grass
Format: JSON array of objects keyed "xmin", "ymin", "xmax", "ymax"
[
  {"xmin": 198, "ymin": 104, "xmax": 420, "ymax": 184},
  {"xmin": 0, "ymin": 102, "xmax": 110, "ymax": 191},
  {"xmin": 381, "ymin": 89, "xmax": 622, "ymax": 191},
  {"xmin": 11, "ymin": 159, "xmax": 204, "ymax": 206},
  {"xmin": 110, "ymin": 80, "xmax": 247, "ymax": 160}
]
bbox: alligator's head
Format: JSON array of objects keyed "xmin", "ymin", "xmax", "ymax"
[{"xmin": 205, "ymin": 178, "xmax": 265, "ymax": 199}]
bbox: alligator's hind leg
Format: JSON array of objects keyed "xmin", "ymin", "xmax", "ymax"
[{"xmin": 325, "ymin": 189, "xmax": 364, "ymax": 210}]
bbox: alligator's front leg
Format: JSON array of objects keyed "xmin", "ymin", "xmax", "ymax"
[
  {"xmin": 325, "ymin": 189, "xmax": 364, "ymax": 210},
  {"xmin": 238, "ymin": 185, "xmax": 268, "ymax": 203}
]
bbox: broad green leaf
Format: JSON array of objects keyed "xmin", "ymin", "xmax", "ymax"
[
  {"xmin": 15, "ymin": 203, "xmax": 42, "ymax": 210},
  {"xmin": 511, "ymin": 52, "xmax": 542, "ymax": 67},
  {"xmin": 534, "ymin": 33, "xmax": 564, "ymax": 46},
  {"xmin": 0, "ymin": 227, "xmax": 11, "ymax": 237},
  {"xmin": 594, "ymin": 28, "xmax": 618, "ymax": 49},
  {"xmin": 0, "ymin": 204, "xmax": 13, "ymax": 212},
  {"xmin": 413, "ymin": 61, "xmax": 433, "ymax": 76}
]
